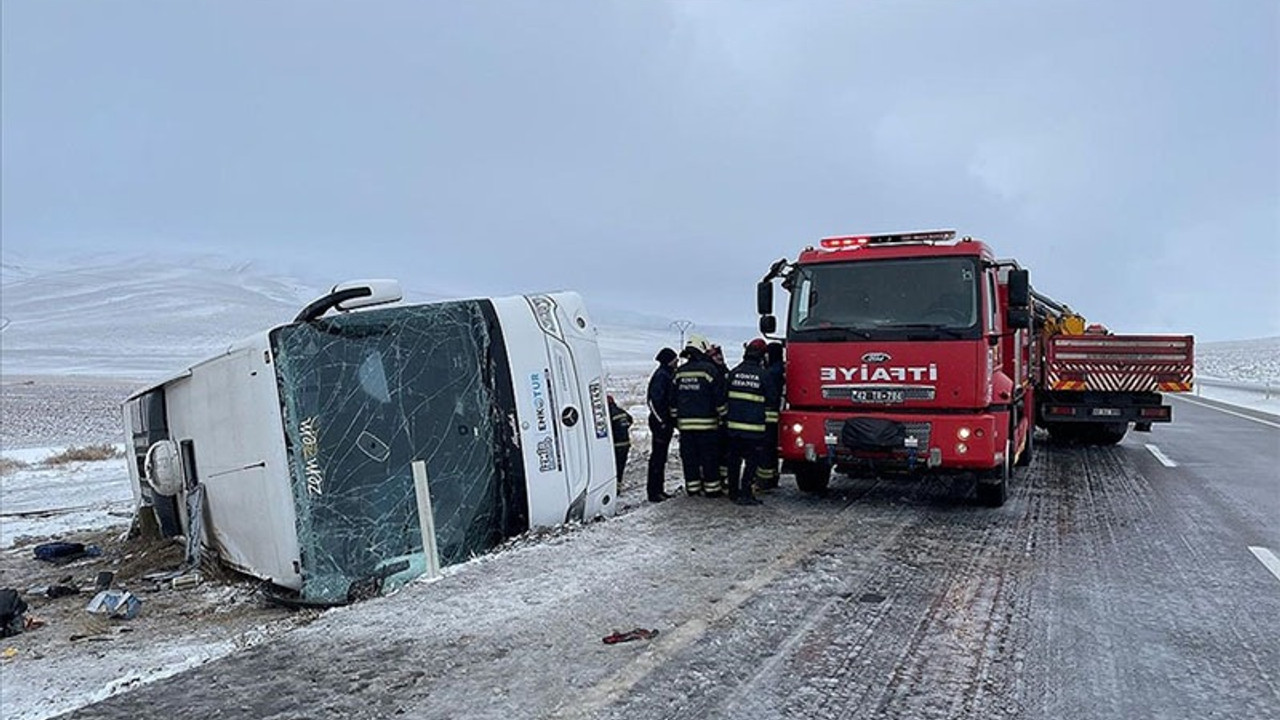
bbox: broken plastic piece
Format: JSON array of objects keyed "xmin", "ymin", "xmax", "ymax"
[
  {"xmin": 171, "ymin": 573, "xmax": 202, "ymax": 590},
  {"xmin": 85, "ymin": 590, "xmax": 141, "ymax": 620}
]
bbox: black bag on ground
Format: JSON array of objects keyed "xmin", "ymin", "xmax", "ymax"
[
  {"xmin": 0, "ymin": 588, "xmax": 28, "ymax": 638},
  {"xmin": 32, "ymin": 542, "xmax": 99, "ymax": 564}
]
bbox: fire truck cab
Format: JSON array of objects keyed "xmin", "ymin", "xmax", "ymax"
[{"xmin": 757, "ymin": 230, "xmax": 1034, "ymax": 507}]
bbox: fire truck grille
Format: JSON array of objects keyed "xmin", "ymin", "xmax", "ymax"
[
  {"xmin": 820, "ymin": 385, "xmax": 937, "ymax": 403},
  {"xmin": 824, "ymin": 420, "xmax": 933, "ymax": 449}
]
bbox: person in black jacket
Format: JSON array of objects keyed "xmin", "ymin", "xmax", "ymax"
[
  {"xmin": 607, "ymin": 395, "xmax": 633, "ymax": 480},
  {"xmin": 707, "ymin": 344, "xmax": 731, "ymax": 493},
  {"xmin": 725, "ymin": 339, "xmax": 779, "ymax": 505},
  {"xmin": 755, "ymin": 341, "xmax": 785, "ymax": 491},
  {"xmin": 645, "ymin": 347, "xmax": 679, "ymax": 502},
  {"xmin": 674, "ymin": 338, "xmax": 726, "ymax": 496}
]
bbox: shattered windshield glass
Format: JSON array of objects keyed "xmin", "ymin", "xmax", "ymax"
[
  {"xmin": 788, "ymin": 256, "xmax": 982, "ymax": 340},
  {"xmin": 270, "ymin": 300, "xmax": 527, "ymax": 604}
]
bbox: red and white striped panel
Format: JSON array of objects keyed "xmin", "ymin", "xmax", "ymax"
[{"xmin": 1046, "ymin": 363, "xmax": 1194, "ymax": 392}]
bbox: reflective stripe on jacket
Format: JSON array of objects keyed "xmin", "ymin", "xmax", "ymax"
[
  {"xmin": 764, "ymin": 361, "xmax": 784, "ymax": 424},
  {"xmin": 725, "ymin": 358, "xmax": 774, "ymax": 438},
  {"xmin": 674, "ymin": 354, "xmax": 724, "ymax": 432}
]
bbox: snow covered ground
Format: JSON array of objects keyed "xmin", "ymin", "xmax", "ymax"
[
  {"xmin": 1, "ymin": 257, "xmax": 1276, "ymax": 719},
  {"xmin": 1192, "ymin": 336, "xmax": 1280, "ymax": 415},
  {"xmin": 0, "ymin": 447, "xmax": 133, "ymax": 550}
]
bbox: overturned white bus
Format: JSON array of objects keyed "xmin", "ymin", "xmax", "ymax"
[{"xmin": 122, "ymin": 281, "xmax": 617, "ymax": 605}]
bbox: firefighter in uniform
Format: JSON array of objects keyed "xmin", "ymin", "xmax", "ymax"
[
  {"xmin": 645, "ymin": 347, "xmax": 679, "ymax": 502},
  {"xmin": 607, "ymin": 395, "xmax": 633, "ymax": 480},
  {"xmin": 725, "ymin": 339, "xmax": 777, "ymax": 505},
  {"xmin": 755, "ymin": 341, "xmax": 785, "ymax": 491},
  {"xmin": 707, "ymin": 343, "xmax": 730, "ymax": 493},
  {"xmin": 673, "ymin": 337, "xmax": 726, "ymax": 497}
]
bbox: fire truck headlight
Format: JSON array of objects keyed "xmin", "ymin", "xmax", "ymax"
[
  {"xmin": 956, "ymin": 443, "xmax": 969, "ymax": 455},
  {"xmin": 957, "ymin": 427, "xmax": 972, "ymax": 440},
  {"xmin": 794, "ymin": 437, "xmax": 805, "ymax": 448},
  {"xmin": 791, "ymin": 422, "xmax": 804, "ymax": 434}
]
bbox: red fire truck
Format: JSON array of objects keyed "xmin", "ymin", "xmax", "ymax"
[{"xmin": 756, "ymin": 230, "xmax": 1194, "ymax": 507}]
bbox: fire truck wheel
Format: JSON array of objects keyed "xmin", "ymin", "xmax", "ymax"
[
  {"xmin": 1045, "ymin": 422, "xmax": 1082, "ymax": 444},
  {"xmin": 1015, "ymin": 427, "xmax": 1035, "ymax": 467},
  {"xmin": 794, "ymin": 462, "xmax": 831, "ymax": 494},
  {"xmin": 1090, "ymin": 422, "xmax": 1129, "ymax": 445},
  {"xmin": 977, "ymin": 439, "xmax": 1011, "ymax": 508}
]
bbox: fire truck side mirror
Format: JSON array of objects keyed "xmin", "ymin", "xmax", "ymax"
[
  {"xmin": 760, "ymin": 315, "xmax": 777, "ymax": 335},
  {"xmin": 757, "ymin": 281, "xmax": 774, "ymax": 315},
  {"xmin": 1008, "ymin": 307, "xmax": 1031, "ymax": 328},
  {"xmin": 1007, "ymin": 270, "xmax": 1030, "ymax": 308}
]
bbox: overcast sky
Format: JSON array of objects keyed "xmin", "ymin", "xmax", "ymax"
[{"xmin": 2, "ymin": 1, "xmax": 1277, "ymax": 341}]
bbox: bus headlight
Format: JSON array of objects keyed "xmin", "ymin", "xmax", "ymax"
[{"xmin": 529, "ymin": 296, "xmax": 562, "ymax": 338}]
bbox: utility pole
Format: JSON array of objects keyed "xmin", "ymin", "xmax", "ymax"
[{"xmin": 669, "ymin": 320, "xmax": 694, "ymax": 349}]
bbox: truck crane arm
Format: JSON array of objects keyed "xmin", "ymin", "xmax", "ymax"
[{"xmin": 1030, "ymin": 289, "xmax": 1088, "ymax": 336}]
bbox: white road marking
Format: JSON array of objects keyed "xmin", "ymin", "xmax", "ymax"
[
  {"xmin": 1248, "ymin": 547, "xmax": 1280, "ymax": 584},
  {"xmin": 1169, "ymin": 394, "xmax": 1280, "ymax": 429},
  {"xmin": 1144, "ymin": 444, "xmax": 1178, "ymax": 468}
]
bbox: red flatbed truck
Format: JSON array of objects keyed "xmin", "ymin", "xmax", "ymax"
[{"xmin": 756, "ymin": 230, "xmax": 1194, "ymax": 507}]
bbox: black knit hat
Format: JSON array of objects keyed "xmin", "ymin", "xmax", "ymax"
[{"xmin": 655, "ymin": 347, "xmax": 677, "ymax": 364}]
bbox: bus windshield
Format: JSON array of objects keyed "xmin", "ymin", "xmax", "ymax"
[
  {"xmin": 788, "ymin": 256, "xmax": 982, "ymax": 340},
  {"xmin": 270, "ymin": 300, "xmax": 526, "ymax": 604}
]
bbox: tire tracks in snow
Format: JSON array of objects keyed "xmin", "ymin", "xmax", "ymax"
[
  {"xmin": 593, "ymin": 469, "xmax": 1050, "ymax": 720},
  {"xmin": 561, "ymin": 480, "xmax": 908, "ymax": 720}
]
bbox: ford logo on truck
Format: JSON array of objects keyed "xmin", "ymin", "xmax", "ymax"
[{"xmin": 862, "ymin": 352, "xmax": 892, "ymax": 363}]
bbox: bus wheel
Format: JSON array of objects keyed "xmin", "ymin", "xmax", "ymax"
[
  {"xmin": 794, "ymin": 462, "xmax": 831, "ymax": 494},
  {"xmin": 977, "ymin": 440, "xmax": 1011, "ymax": 508}
]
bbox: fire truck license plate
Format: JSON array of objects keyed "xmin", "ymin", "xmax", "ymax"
[{"xmin": 851, "ymin": 389, "xmax": 905, "ymax": 404}]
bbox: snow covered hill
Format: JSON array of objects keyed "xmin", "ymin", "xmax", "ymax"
[
  {"xmin": 0, "ymin": 252, "xmax": 755, "ymax": 379},
  {"xmin": 1, "ymin": 253, "xmax": 316, "ymax": 377}
]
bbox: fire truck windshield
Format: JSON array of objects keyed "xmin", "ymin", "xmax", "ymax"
[{"xmin": 787, "ymin": 256, "xmax": 982, "ymax": 340}]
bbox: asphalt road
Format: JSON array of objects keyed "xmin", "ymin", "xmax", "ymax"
[{"xmin": 61, "ymin": 399, "xmax": 1280, "ymax": 720}]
